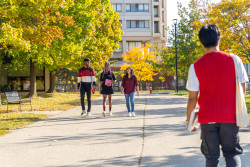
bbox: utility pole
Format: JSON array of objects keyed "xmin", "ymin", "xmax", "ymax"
[{"xmin": 173, "ymin": 19, "xmax": 178, "ymax": 92}]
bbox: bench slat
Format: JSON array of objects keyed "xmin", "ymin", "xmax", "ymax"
[
  {"xmin": 5, "ymin": 91, "xmax": 21, "ymax": 102},
  {"xmin": 7, "ymin": 96, "xmax": 21, "ymax": 102},
  {"xmin": 5, "ymin": 92, "xmax": 19, "ymax": 97}
]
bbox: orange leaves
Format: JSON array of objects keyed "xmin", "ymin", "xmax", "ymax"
[{"xmin": 27, "ymin": 25, "xmax": 63, "ymax": 46}]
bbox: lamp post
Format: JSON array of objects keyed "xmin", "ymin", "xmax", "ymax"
[{"xmin": 173, "ymin": 19, "xmax": 178, "ymax": 93}]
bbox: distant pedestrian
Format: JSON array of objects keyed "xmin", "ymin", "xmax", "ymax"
[
  {"xmin": 77, "ymin": 58, "xmax": 96, "ymax": 117},
  {"xmin": 121, "ymin": 67, "xmax": 140, "ymax": 117},
  {"xmin": 99, "ymin": 62, "xmax": 116, "ymax": 117},
  {"xmin": 186, "ymin": 24, "xmax": 248, "ymax": 167}
]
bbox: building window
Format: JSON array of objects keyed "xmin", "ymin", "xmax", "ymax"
[
  {"xmin": 126, "ymin": 4, "xmax": 149, "ymax": 12},
  {"xmin": 119, "ymin": 20, "xmax": 122, "ymax": 28},
  {"xmin": 126, "ymin": 41, "xmax": 143, "ymax": 51},
  {"xmin": 162, "ymin": 11, "xmax": 164, "ymax": 22},
  {"xmin": 126, "ymin": 20, "xmax": 149, "ymax": 29},
  {"xmin": 154, "ymin": 21, "xmax": 159, "ymax": 33},
  {"xmin": 154, "ymin": 6, "xmax": 159, "ymax": 17},
  {"xmin": 8, "ymin": 76, "xmax": 45, "ymax": 91},
  {"xmin": 114, "ymin": 41, "xmax": 123, "ymax": 52},
  {"xmin": 113, "ymin": 4, "xmax": 122, "ymax": 12},
  {"xmin": 153, "ymin": 0, "xmax": 159, "ymax": 2},
  {"xmin": 163, "ymin": 26, "xmax": 165, "ymax": 37}
]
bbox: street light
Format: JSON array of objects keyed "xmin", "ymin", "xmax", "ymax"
[{"xmin": 173, "ymin": 19, "xmax": 178, "ymax": 93}]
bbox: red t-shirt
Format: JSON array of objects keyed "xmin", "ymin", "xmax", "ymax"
[{"xmin": 121, "ymin": 76, "xmax": 138, "ymax": 94}]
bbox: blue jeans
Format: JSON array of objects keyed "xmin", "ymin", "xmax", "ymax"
[{"xmin": 124, "ymin": 92, "xmax": 135, "ymax": 113}]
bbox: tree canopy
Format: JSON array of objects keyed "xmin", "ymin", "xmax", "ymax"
[{"xmin": 0, "ymin": 0, "xmax": 122, "ymax": 95}]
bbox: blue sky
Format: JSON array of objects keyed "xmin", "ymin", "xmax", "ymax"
[{"xmin": 167, "ymin": 0, "xmax": 222, "ymax": 29}]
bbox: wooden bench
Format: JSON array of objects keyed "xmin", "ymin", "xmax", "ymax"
[{"xmin": 5, "ymin": 91, "xmax": 32, "ymax": 112}]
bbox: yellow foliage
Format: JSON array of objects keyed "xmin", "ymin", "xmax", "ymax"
[
  {"xmin": 159, "ymin": 76, "xmax": 165, "ymax": 82},
  {"xmin": 207, "ymin": 0, "xmax": 250, "ymax": 62},
  {"xmin": 120, "ymin": 44, "xmax": 159, "ymax": 82}
]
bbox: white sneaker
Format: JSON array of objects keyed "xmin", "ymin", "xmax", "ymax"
[
  {"xmin": 102, "ymin": 112, "xmax": 106, "ymax": 117},
  {"xmin": 132, "ymin": 112, "xmax": 135, "ymax": 117},
  {"xmin": 109, "ymin": 111, "xmax": 112, "ymax": 116},
  {"xmin": 128, "ymin": 112, "xmax": 132, "ymax": 117},
  {"xmin": 87, "ymin": 112, "xmax": 91, "ymax": 116},
  {"xmin": 81, "ymin": 111, "xmax": 87, "ymax": 116}
]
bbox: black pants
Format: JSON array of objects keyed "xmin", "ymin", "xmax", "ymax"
[
  {"xmin": 200, "ymin": 123, "xmax": 243, "ymax": 167},
  {"xmin": 80, "ymin": 84, "xmax": 92, "ymax": 112}
]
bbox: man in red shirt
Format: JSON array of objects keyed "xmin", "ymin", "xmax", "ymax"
[
  {"xmin": 77, "ymin": 58, "xmax": 96, "ymax": 116},
  {"xmin": 186, "ymin": 25, "xmax": 248, "ymax": 167}
]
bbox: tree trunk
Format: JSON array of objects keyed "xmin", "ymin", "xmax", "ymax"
[
  {"xmin": 64, "ymin": 71, "xmax": 69, "ymax": 92},
  {"xmin": 140, "ymin": 80, "xmax": 143, "ymax": 91},
  {"xmin": 29, "ymin": 58, "xmax": 37, "ymax": 97},
  {"xmin": 47, "ymin": 71, "xmax": 55, "ymax": 93}
]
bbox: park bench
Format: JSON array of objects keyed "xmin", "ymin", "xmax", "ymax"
[{"xmin": 5, "ymin": 91, "xmax": 32, "ymax": 112}]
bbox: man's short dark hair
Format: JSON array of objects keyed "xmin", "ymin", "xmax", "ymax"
[
  {"xmin": 84, "ymin": 58, "xmax": 90, "ymax": 62},
  {"xmin": 199, "ymin": 24, "xmax": 221, "ymax": 48}
]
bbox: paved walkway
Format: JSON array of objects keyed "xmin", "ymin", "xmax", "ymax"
[{"xmin": 0, "ymin": 94, "xmax": 249, "ymax": 167}]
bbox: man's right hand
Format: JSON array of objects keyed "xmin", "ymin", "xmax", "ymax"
[{"xmin": 77, "ymin": 89, "xmax": 80, "ymax": 93}]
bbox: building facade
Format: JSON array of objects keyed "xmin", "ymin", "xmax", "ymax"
[
  {"xmin": 0, "ymin": 65, "xmax": 50, "ymax": 92},
  {"xmin": 110, "ymin": 0, "xmax": 167, "ymax": 66}
]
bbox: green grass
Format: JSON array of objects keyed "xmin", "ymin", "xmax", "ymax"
[
  {"xmin": 0, "ymin": 92, "xmax": 100, "ymax": 113},
  {"xmin": 0, "ymin": 112, "xmax": 47, "ymax": 135},
  {"xmin": 245, "ymin": 91, "xmax": 250, "ymax": 119},
  {"xmin": 168, "ymin": 91, "xmax": 189, "ymax": 97},
  {"xmin": 0, "ymin": 92, "xmax": 100, "ymax": 135}
]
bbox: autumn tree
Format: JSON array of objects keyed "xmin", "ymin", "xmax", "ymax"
[
  {"xmin": 0, "ymin": 0, "xmax": 122, "ymax": 95},
  {"xmin": 0, "ymin": 0, "xmax": 75, "ymax": 96},
  {"xmin": 156, "ymin": 0, "xmax": 207, "ymax": 80},
  {"xmin": 207, "ymin": 0, "xmax": 250, "ymax": 62},
  {"xmin": 120, "ymin": 44, "xmax": 159, "ymax": 90},
  {"xmin": 44, "ymin": 0, "xmax": 122, "ymax": 92}
]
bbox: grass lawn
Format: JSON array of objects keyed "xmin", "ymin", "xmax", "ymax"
[
  {"xmin": 0, "ymin": 92, "xmax": 100, "ymax": 136},
  {"xmin": 244, "ymin": 91, "xmax": 250, "ymax": 119}
]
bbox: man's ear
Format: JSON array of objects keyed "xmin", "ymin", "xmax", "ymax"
[{"xmin": 217, "ymin": 37, "xmax": 221, "ymax": 48}]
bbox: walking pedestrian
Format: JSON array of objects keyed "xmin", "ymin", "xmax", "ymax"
[
  {"xmin": 121, "ymin": 67, "xmax": 140, "ymax": 117},
  {"xmin": 77, "ymin": 58, "xmax": 96, "ymax": 117},
  {"xmin": 99, "ymin": 62, "xmax": 117, "ymax": 117},
  {"xmin": 186, "ymin": 24, "xmax": 248, "ymax": 167}
]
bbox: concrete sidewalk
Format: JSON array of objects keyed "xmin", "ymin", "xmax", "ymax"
[
  {"xmin": 0, "ymin": 94, "xmax": 249, "ymax": 167},
  {"xmin": 141, "ymin": 94, "xmax": 250, "ymax": 167}
]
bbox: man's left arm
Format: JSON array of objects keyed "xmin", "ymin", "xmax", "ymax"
[{"xmin": 92, "ymin": 69, "xmax": 96, "ymax": 88}]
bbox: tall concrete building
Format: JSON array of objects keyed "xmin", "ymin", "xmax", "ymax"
[{"xmin": 110, "ymin": 0, "xmax": 167, "ymax": 66}]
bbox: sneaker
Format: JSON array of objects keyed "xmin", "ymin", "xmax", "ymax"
[
  {"xmin": 87, "ymin": 112, "xmax": 91, "ymax": 116},
  {"xmin": 102, "ymin": 111, "xmax": 106, "ymax": 117},
  {"xmin": 81, "ymin": 111, "xmax": 86, "ymax": 116},
  {"xmin": 128, "ymin": 112, "xmax": 132, "ymax": 117},
  {"xmin": 132, "ymin": 112, "xmax": 135, "ymax": 117},
  {"xmin": 109, "ymin": 111, "xmax": 112, "ymax": 116}
]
